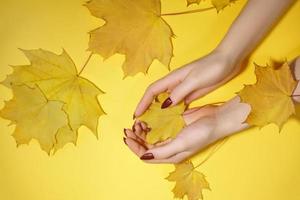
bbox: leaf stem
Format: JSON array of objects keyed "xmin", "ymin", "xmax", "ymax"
[
  {"xmin": 78, "ymin": 52, "xmax": 93, "ymax": 75},
  {"xmin": 193, "ymin": 137, "xmax": 229, "ymax": 169},
  {"xmin": 161, "ymin": 7, "xmax": 215, "ymax": 16}
]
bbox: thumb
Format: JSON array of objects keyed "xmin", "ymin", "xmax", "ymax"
[
  {"xmin": 140, "ymin": 137, "xmax": 186, "ymax": 160},
  {"xmin": 161, "ymin": 78, "xmax": 196, "ymax": 109}
]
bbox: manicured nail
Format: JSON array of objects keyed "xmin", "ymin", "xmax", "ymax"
[
  {"xmin": 161, "ymin": 97, "xmax": 172, "ymax": 109},
  {"xmin": 140, "ymin": 153, "xmax": 154, "ymax": 160},
  {"xmin": 123, "ymin": 128, "xmax": 128, "ymax": 137},
  {"xmin": 123, "ymin": 137, "xmax": 127, "ymax": 145}
]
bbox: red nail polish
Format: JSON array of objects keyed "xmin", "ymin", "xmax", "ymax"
[
  {"xmin": 123, "ymin": 137, "xmax": 127, "ymax": 145},
  {"xmin": 161, "ymin": 97, "xmax": 172, "ymax": 109},
  {"xmin": 123, "ymin": 128, "xmax": 128, "ymax": 137},
  {"xmin": 140, "ymin": 153, "xmax": 154, "ymax": 160}
]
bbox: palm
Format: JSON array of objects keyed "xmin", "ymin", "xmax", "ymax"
[{"xmin": 124, "ymin": 104, "xmax": 219, "ymax": 163}]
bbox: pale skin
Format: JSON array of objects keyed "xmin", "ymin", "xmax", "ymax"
[{"xmin": 124, "ymin": 0, "xmax": 299, "ymax": 164}]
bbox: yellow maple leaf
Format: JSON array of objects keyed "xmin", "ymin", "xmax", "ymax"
[
  {"xmin": 187, "ymin": 0, "xmax": 236, "ymax": 12},
  {"xmin": 2, "ymin": 49, "xmax": 105, "ymax": 146},
  {"xmin": 166, "ymin": 160, "xmax": 210, "ymax": 200},
  {"xmin": 137, "ymin": 93, "xmax": 186, "ymax": 144},
  {"xmin": 211, "ymin": 0, "xmax": 236, "ymax": 12},
  {"xmin": 53, "ymin": 125, "xmax": 77, "ymax": 153},
  {"xmin": 0, "ymin": 85, "xmax": 68, "ymax": 154},
  {"xmin": 238, "ymin": 62, "xmax": 298, "ymax": 130},
  {"xmin": 85, "ymin": 0, "xmax": 174, "ymax": 76}
]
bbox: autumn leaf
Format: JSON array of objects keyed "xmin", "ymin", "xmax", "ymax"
[
  {"xmin": 53, "ymin": 125, "xmax": 77, "ymax": 153},
  {"xmin": 137, "ymin": 93, "xmax": 186, "ymax": 144},
  {"xmin": 85, "ymin": 0, "xmax": 174, "ymax": 76},
  {"xmin": 187, "ymin": 0, "xmax": 236, "ymax": 12},
  {"xmin": 238, "ymin": 62, "xmax": 297, "ymax": 130},
  {"xmin": 0, "ymin": 84, "xmax": 68, "ymax": 154},
  {"xmin": 2, "ymin": 49, "xmax": 105, "ymax": 151},
  {"xmin": 166, "ymin": 160, "xmax": 210, "ymax": 200},
  {"xmin": 211, "ymin": 0, "xmax": 236, "ymax": 11}
]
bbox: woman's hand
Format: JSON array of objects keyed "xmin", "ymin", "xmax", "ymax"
[
  {"xmin": 133, "ymin": 0, "xmax": 295, "ymax": 119},
  {"xmin": 125, "ymin": 97, "xmax": 251, "ymax": 164},
  {"xmin": 134, "ymin": 49, "xmax": 243, "ymax": 118}
]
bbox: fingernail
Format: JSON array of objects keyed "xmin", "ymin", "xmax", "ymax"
[
  {"xmin": 161, "ymin": 97, "xmax": 172, "ymax": 109},
  {"xmin": 123, "ymin": 137, "xmax": 127, "ymax": 145},
  {"xmin": 123, "ymin": 128, "xmax": 128, "ymax": 137},
  {"xmin": 140, "ymin": 153, "xmax": 154, "ymax": 160}
]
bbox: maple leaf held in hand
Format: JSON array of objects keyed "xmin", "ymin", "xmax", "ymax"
[
  {"xmin": 2, "ymin": 49, "xmax": 105, "ymax": 152},
  {"xmin": 0, "ymin": 85, "xmax": 68, "ymax": 154},
  {"xmin": 85, "ymin": 0, "xmax": 174, "ymax": 76},
  {"xmin": 137, "ymin": 93, "xmax": 186, "ymax": 144},
  {"xmin": 238, "ymin": 62, "xmax": 298, "ymax": 130},
  {"xmin": 166, "ymin": 160, "xmax": 210, "ymax": 200}
]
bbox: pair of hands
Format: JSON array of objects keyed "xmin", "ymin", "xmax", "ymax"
[
  {"xmin": 124, "ymin": 97, "xmax": 251, "ymax": 164},
  {"xmin": 123, "ymin": 49, "xmax": 251, "ymax": 164},
  {"xmin": 122, "ymin": 0, "xmax": 299, "ymax": 164}
]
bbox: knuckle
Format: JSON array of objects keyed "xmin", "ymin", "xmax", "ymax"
[
  {"xmin": 181, "ymin": 78, "xmax": 198, "ymax": 91},
  {"xmin": 146, "ymin": 83, "xmax": 157, "ymax": 94}
]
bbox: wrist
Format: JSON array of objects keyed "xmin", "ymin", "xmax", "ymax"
[
  {"xmin": 214, "ymin": 97, "xmax": 251, "ymax": 138},
  {"xmin": 214, "ymin": 43, "xmax": 246, "ymax": 65},
  {"xmin": 211, "ymin": 46, "xmax": 244, "ymax": 74}
]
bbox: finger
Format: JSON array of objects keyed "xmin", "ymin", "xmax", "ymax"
[
  {"xmin": 134, "ymin": 67, "xmax": 191, "ymax": 118},
  {"xmin": 133, "ymin": 123, "xmax": 146, "ymax": 142},
  {"xmin": 139, "ymin": 121, "xmax": 148, "ymax": 131},
  {"xmin": 142, "ymin": 151, "xmax": 192, "ymax": 164},
  {"xmin": 185, "ymin": 85, "xmax": 218, "ymax": 104},
  {"xmin": 140, "ymin": 136, "xmax": 187, "ymax": 160},
  {"xmin": 185, "ymin": 65, "xmax": 241, "ymax": 104},
  {"xmin": 135, "ymin": 120, "xmax": 151, "ymax": 133},
  {"xmin": 125, "ymin": 128, "xmax": 148, "ymax": 147},
  {"xmin": 136, "ymin": 125, "xmax": 148, "ymax": 143},
  {"xmin": 133, "ymin": 122, "xmax": 142, "ymax": 134},
  {"xmin": 185, "ymin": 75, "xmax": 233, "ymax": 104},
  {"xmin": 133, "ymin": 79, "xmax": 171, "ymax": 118},
  {"xmin": 165, "ymin": 77, "xmax": 197, "ymax": 107},
  {"xmin": 124, "ymin": 137, "xmax": 147, "ymax": 157},
  {"xmin": 124, "ymin": 128, "xmax": 137, "ymax": 140},
  {"xmin": 131, "ymin": 124, "xmax": 155, "ymax": 149},
  {"xmin": 168, "ymin": 59, "xmax": 237, "ymax": 107}
]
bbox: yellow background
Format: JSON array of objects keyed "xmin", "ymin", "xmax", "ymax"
[{"xmin": 0, "ymin": 0, "xmax": 300, "ymax": 199}]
